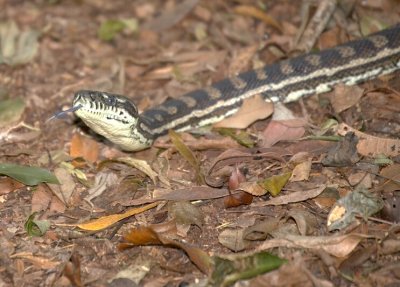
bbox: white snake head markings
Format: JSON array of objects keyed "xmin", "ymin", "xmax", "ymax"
[{"xmin": 73, "ymin": 90, "xmax": 153, "ymax": 151}]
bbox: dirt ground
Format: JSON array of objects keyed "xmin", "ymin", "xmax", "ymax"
[{"xmin": 1, "ymin": 0, "xmax": 400, "ymax": 286}]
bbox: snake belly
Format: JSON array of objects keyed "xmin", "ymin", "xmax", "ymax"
[{"xmin": 73, "ymin": 24, "xmax": 400, "ymax": 151}]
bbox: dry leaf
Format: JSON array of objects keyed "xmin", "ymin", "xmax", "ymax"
[
  {"xmin": 31, "ymin": 185, "xmax": 52, "ymax": 213},
  {"xmin": 237, "ymin": 181, "xmax": 266, "ymax": 196},
  {"xmin": 261, "ymin": 119, "xmax": 306, "ymax": 147},
  {"xmin": 256, "ymin": 185, "xmax": 326, "ymax": 206},
  {"xmin": 70, "ymin": 133, "xmax": 99, "ymax": 165},
  {"xmin": 327, "ymin": 187, "xmax": 384, "ymax": 231},
  {"xmin": 228, "ymin": 44, "xmax": 259, "ymax": 75},
  {"xmin": 0, "ymin": 177, "xmax": 24, "ymax": 195},
  {"xmin": 76, "ymin": 202, "xmax": 159, "ymax": 231},
  {"xmin": 119, "ymin": 225, "xmax": 212, "ymax": 274},
  {"xmin": 169, "ymin": 130, "xmax": 204, "ymax": 184},
  {"xmin": 329, "ymin": 84, "xmax": 364, "ymax": 114},
  {"xmin": 47, "ymin": 167, "xmax": 76, "ymax": 206},
  {"xmin": 142, "ymin": 0, "xmax": 199, "ymax": 31},
  {"xmin": 287, "ymin": 209, "xmax": 318, "ymax": 236},
  {"xmin": 168, "ymin": 201, "xmax": 204, "ymax": 228},
  {"xmin": 115, "ymin": 157, "xmax": 158, "ymax": 184},
  {"xmin": 233, "ymin": 5, "xmax": 283, "ymax": 32},
  {"xmin": 379, "ymin": 164, "xmax": 400, "ymax": 193},
  {"xmin": 258, "ymin": 233, "xmax": 369, "ymax": 257},
  {"xmin": 258, "ymin": 172, "xmax": 292, "ymax": 196},
  {"xmin": 337, "ymin": 123, "xmax": 400, "ymax": 157},
  {"xmin": 11, "ymin": 253, "xmax": 59, "ymax": 269},
  {"xmin": 218, "ymin": 228, "xmax": 249, "ymax": 252},
  {"xmin": 85, "ymin": 172, "xmax": 118, "ymax": 202},
  {"xmin": 124, "ymin": 186, "xmax": 230, "ymax": 206},
  {"xmin": 260, "ymin": 103, "xmax": 306, "ymax": 147},
  {"xmin": 214, "ymin": 94, "xmax": 274, "ymax": 129},
  {"xmin": 290, "ymin": 157, "xmax": 312, "ymax": 182}
]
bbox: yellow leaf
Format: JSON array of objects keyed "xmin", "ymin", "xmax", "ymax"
[
  {"xmin": 259, "ymin": 172, "xmax": 291, "ymax": 196},
  {"xmin": 76, "ymin": 202, "xmax": 159, "ymax": 231}
]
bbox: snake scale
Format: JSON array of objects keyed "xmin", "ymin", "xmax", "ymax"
[{"xmin": 72, "ymin": 24, "xmax": 400, "ymax": 151}]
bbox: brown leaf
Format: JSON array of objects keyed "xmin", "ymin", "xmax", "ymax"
[
  {"xmin": 290, "ymin": 157, "xmax": 312, "ymax": 182},
  {"xmin": 329, "ymin": 84, "xmax": 364, "ymax": 114},
  {"xmin": 379, "ymin": 164, "xmax": 400, "ymax": 193},
  {"xmin": 0, "ymin": 177, "xmax": 24, "ymax": 195},
  {"xmin": 47, "ymin": 167, "xmax": 76, "ymax": 206},
  {"xmin": 228, "ymin": 44, "xmax": 259, "ymax": 75},
  {"xmin": 337, "ymin": 123, "xmax": 400, "ymax": 157},
  {"xmin": 119, "ymin": 225, "xmax": 212, "ymax": 274},
  {"xmin": 122, "ymin": 186, "xmax": 231, "ymax": 206},
  {"xmin": 224, "ymin": 191, "xmax": 253, "ymax": 208},
  {"xmin": 31, "ymin": 185, "xmax": 52, "ymax": 213},
  {"xmin": 207, "ymin": 148, "xmax": 287, "ymax": 187},
  {"xmin": 218, "ymin": 228, "xmax": 249, "ymax": 252},
  {"xmin": 256, "ymin": 185, "xmax": 326, "ymax": 206},
  {"xmin": 154, "ymin": 135, "xmax": 240, "ymax": 150},
  {"xmin": 168, "ymin": 201, "xmax": 204, "ymax": 228},
  {"xmin": 63, "ymin": 252, "xmax": 83, "ymax": 287},
  {"xmin": 287, "ymin": 209, "xmax": 319, "ymax": 236},
  {"xmin": 142, "ymin": 0, "xmax": 199, "ymax": 32},
  {"xmin": 214, "ymin": 94, "xmax": 274, "ymax": 129},
  {"xmin": 11, "ymin": 252, "xmax": 59, "ymax": 269},
  {"xmin": 258, "ymin": 233, "xmax": 369, "ymax": 257},
  {"xmin": 322, "ymin": 132, "xmax": 360, "ymax": 166},
  {"xmin": 236, "ymin": 181, "xmax": 266, "ymax": 196},
  {"xmin": 70, "ymin": 133, "xmax": 99, "ymax": 165},
  {"xmin": 260, "ymin": 119, "xmax": 306, "ymax": 148},
  {"xmin": 243, "ymin": 218, "xmax": 281, "ymax": 241}
]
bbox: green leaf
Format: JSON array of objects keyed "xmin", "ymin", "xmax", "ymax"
[
  {"xmin": 0, "ymin": 163, "xmax": 60, "ymax": 186},
  {"xmin": 210, "ymin": 252, "xmax": 286, "ymax": 286},
  {"xmin": 258, "ymin": 172, "xmax": 291, "ymax": 196},
  {"xmin": 0, "ymin": 98, "xmax": 25, "ymax": 128},
  {"xmin": 98, "ymin": 18, "xmax": 138, "ymax": 41},
  {"xmin": 24, "ymin": 213, "xmax": 50, "ymax": 236},
  {"xmin": 98, "ymin": 20, "xmax": 125, "ymax": 41},
  {"xmin": 373, "ymin": 154, "xmax": 393, "ymax": 166},
  {"xmin": 216, "ymin": 128, "xmax": 254, "ymax": 148}
]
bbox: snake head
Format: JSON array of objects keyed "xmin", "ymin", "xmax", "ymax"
[{"xmin": 73, "ymin": 90, "xmax": 152, "ymax": 151}]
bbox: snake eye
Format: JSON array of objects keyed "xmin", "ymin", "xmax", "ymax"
[{"xmin": 106, "ymin": 95, "xmax": 116, "ymax": 106}]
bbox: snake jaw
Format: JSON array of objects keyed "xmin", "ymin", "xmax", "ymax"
[{"xmin": 73, "ymin": 90, "xmax": 152, "ymax": 151}]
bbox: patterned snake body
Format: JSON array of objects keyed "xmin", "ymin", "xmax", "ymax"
[{"xmin": 73, "ymin": 24, "xmax": 400, "ymax": 151}]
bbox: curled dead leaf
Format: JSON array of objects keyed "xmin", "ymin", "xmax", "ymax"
[
  {"xmin": 337, "ymin": 123, "xmax": 400, "ymax": 157},
  {"xmin": 214, "ymin": 94, "xmax": 274, "ymax": 129}
]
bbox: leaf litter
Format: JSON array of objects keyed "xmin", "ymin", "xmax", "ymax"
[{"xmin": 2, "ymin": 1, "xmax": 400, "ymax": 286}]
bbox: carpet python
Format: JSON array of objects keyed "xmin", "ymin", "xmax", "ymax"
[{"xmin": 72, "ymin": 24, "xmax": 400, "ymax": 151}]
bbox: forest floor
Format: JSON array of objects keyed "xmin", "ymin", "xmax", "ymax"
[{"xmin": 1, "ymin": 0, "xmax": 400, "ymax": 286}]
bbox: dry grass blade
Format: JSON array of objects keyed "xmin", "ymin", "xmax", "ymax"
[
  {"xmin": 233, "ymin": 5, "xmax": 283, "ymax": 32},
  {"xmin": 169, "ymin": 130, "xmax": 205, "ymax": 184}
]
